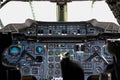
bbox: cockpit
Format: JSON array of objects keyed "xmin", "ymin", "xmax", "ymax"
[{"xmin": 0, "ymin": 0, "xmax": 120, "ymax": 80}]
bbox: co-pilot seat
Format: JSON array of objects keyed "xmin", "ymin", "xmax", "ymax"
[{"xmin": 106, "ymin": 39, "xmax": 120, "ymax": 80}]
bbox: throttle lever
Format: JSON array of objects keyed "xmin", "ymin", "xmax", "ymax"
[
  {"xmin": 85, "ymin": 52, "xmax": 98, "ymax": 62},
  {"xmin": 85, "ymin": 51, "xmax": 109, "ymax": 65},
  {"xmin": 16, "ymin": 50, "xmax": 36, "ymax": 63}
]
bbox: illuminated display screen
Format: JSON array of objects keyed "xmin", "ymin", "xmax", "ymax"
[
  {"xmin": 10, "ymin": 47, "xmax": 19, "ymax": 53},
  {"xmin": 9, "ymin": 46, "xmax": 20, "ymax": 56},
  {"xmin": 36, "ymin": 46, "xmax": 43, "ymax": 53}
]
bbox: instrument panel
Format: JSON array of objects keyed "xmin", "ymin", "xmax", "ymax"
[
  {"xmin": 2, "ymin": 20, "xmax": 118, "ymax": 80},
  {"xmin": 2, "ymin": 40, "xmax": 113, "ymax": 80},
  {"xmin": 19, "ymin": 22, "xmax": 104, "ymax": 37}
]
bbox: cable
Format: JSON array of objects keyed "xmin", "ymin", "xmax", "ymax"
[{"xmin": 29, "ymin": 0, "xmax": 36, "ymax": 20}]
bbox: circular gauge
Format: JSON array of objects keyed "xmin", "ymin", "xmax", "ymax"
[
  {"xmin": 55, "ymin": 70, "xmax": 60, "ymax": 75},
  {"xmin": 48, "ymin": 57, "xmax": 54, "ymax": 62},
  {"xmin": 55, "ymin": 63, "xmax": 61, "ymax": 69},
  {"xmin": 55, "ymin": 57, "xmax": 60, "ymax": 62},
  {"xmin": 23, "ymin": 66, "xmax": 30, "ymax": 74},
  {"xmin": 36, "ymin": 46, "xmax": 43, "ymax": 53},
  {"xmin": 48, "ymin": 69, "xmax": 54, "ymax": 75},
  {"xmin": 48, "ymin": 51, "xmax": 54, "ymax": 55},
  {"xmin": 48, "ymin": 63, "xmax": 54, "ymax": 68},
  {"xmin": 9, "ymin": 46, "xmax": 20, "ymax": 57},
  {"xmin": 55, "ymin": 51, "xmax": 60, "ymax": 55}
]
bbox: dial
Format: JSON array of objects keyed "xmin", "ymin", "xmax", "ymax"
[
  {"xmin": 55, "ymin": 56, "xmax": 60, "ymax": 62},
  {"xmin": 48, "ymin": 51, "xmax": 54, "ymax": 55},
  {"xmin": 55, "ymin": 63, "xmax": 61, "ymax": 69},
  {"xmin": 9, "ymin": 46, "xmax": 20, "ymax": 57},
  {"xmin": 36, "ymin": 46, "xmax": 43, "ymax": 54},
  {"xmin": 49, "ymin": 63, "xmax": 54, "ymax": 68},
  {"xmin": 55, "ymin": 51, "xmax": 60, "ymax": 55},
  {"xmin": 48, "ymin": 69, "xmax": 54, "ymax": 75},
  {"xmin": 23, "ymin": 66, "xmax": 30, "ymax": 74},
  {"xmin": 55, "ymin": 70, "xmax": 60, "ymax": 75},
  {"xmin": 48, "ymin": 57, "xmax": 54, "ymax": 62}
]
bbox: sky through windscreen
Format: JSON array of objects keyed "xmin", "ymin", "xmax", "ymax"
[{"xmin": 0, "ymin": 1, "xmax": 119, "ymax": 26}]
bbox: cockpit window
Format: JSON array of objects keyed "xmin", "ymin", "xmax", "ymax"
[{"xmin": 0, "ymin": 1, "xmax": 119, "ymax": 26}]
